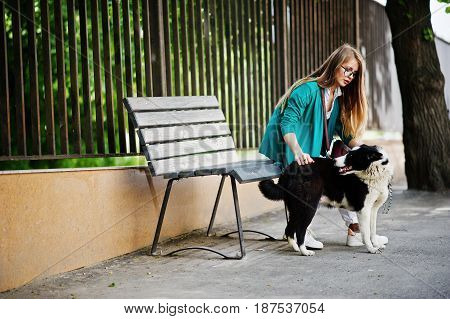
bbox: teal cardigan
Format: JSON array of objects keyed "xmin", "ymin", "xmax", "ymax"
[{"xmin": 259, "ymin": 81, "xmax": 352, "ymax": 167}]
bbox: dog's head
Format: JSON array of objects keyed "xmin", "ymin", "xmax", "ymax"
[{"xmin": 334, "ymin": 144, "xmax": 389, "ymax": 175}]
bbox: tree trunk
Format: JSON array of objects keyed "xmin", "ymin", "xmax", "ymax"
[{"xmin": 385, "ymin": 0, "xmax": 450, "ymax": 191}]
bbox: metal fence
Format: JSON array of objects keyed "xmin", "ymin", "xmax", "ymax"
[{"xmin": 0, "ymin": 0, "xmax": 359, "ymax": 160}]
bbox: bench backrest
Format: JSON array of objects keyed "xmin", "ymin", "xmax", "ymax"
[{"xmin": 124, "ymin": 96, "xmax": 240, "ymax": 177}]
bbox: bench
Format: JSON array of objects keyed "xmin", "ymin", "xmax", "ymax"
[{"xmin": 123, "ymin": 96, "xmax": 281, "ymax": 259}]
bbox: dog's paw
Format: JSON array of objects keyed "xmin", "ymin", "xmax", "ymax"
[
  {"xmin": 367, "ymin": 247, "xmax": 381, "ymax": 254},
  {"xmin": 302, "ymin": 250, "xmax": 316, "ymax": 256},
  {"xmin": 372, "ymin": 242, "xmax": 386, "ymax": 250},
  {"xmin": 300, "ymin": 245, "xmax": 315, "ymax": 256}
]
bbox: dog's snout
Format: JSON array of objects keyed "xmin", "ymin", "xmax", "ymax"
[{"xmin": 376, "ymin": 146, "xmax": 389, "ymax": 160}]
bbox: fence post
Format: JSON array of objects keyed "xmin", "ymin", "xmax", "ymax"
[
  {"xmin": 149, "ymin": 0, "xmax": 167, "ymax": 97},
  {"xmin": 275, "ymin": 0, "xmax": 288, "ymax": 97},
  {"xmin": 0, "ymin": 2, "xmax": 11, "ymax": 156},
  {"xmin": 355, "ymin": 0, "xmax": 361, "ymax": 50}
]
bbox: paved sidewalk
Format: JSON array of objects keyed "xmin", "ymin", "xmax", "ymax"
[{"xmin": 2, "ymin": 190, "xmax": 449, "ymax": 299}]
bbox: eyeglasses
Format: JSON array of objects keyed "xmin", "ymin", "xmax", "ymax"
[{"xmin": 341, "ymin": 66, "xmax": 358, "ymax": 78}]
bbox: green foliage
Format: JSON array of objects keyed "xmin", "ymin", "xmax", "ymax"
[
  {"xmin": 1, "ymin": 0, "xmax": 137, "ymax": 167},
  {"xmin": 0, "ymin": 156, "xmax": 147, "ymax": 171},
  {"xmin": 437, "ymin": 0, "xmax": 450, "ymax": 14},
  {"xmin": 422, "ymin": 27, "xmax": 434, "ymax": 42}
]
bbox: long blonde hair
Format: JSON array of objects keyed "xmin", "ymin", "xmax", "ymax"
[{"xmin": 277, "ymin": 43, "xmax": 368, "ymax": 139}]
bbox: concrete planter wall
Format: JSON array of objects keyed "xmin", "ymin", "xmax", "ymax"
[{"xmin": 0, "ymin": 167, "xmax": 281, "ymax": 292}]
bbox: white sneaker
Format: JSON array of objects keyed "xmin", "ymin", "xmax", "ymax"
[
  {"xmin": 305, "ymin": 229, "xmax": 324, "ymax": 249},
  {"xmin": 346, "ymin": 233, "xmax": 364, "ymax": 247},
  {"xmin": 346, "ymin": 233, "xmax": 389, "ymax": 247},
  {"xmin": 376, "ymin": 235, "xmax": 388, "ymax": 245}
]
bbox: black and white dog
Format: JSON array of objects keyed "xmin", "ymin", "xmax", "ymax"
[{"xmin": 259, "ymin": 144, "xmax": 393, "ymax": 256}]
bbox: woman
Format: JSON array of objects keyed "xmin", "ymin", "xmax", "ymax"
[{"xmin": 259, "ymin": 43, "xmax": 388, "ymax": 249}]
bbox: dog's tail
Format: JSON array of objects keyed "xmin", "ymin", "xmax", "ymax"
[{"xmin": 258, "ymin": 179, "xmax": 284, "ymax": 201}]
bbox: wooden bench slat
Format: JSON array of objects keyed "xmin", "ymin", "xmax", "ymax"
[
  {"xmin": 138, "ymin": 122, "xmax": 231, "ymax": 144},
  {"xmin": 134, "ymin": 109, "xmax": 225, "ymax": 127},
  {"xmin": 193, "ymin": 159, "xmax": 274, "ymax": 177},
  {"xmin": 145, "ymin": 136, "xmax": 235, "ymax": 160},
  {"xmin": 230, "ymin": 162, "xmax": 281, "ymax": 184},
  {"xmin": 150, "ymin": 150, "xmax": 240, "ymax": 176},
  {"xmin": 124, "ymin": 95, "xmax": 281, "ymax": 182},
  {"xmin": 124, "ymin": 96, "xmax": 219, "ymax": 112}
]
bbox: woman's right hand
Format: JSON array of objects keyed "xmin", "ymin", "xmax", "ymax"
[
  {"xmin": 295, "ymin": 152, "xmax": 315, "ymax": 166},
  {"xmin": 282, "ymin": 133, "xmax": 315, "ymax": 166}
]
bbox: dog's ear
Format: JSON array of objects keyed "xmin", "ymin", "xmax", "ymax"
[{"xmin": 368, "ymin": 151, "xmax": 383, "ymax": 161}]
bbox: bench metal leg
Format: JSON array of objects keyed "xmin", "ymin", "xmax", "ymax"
[
  {"xmin": 230, "ymin": 176, "xmax": 245, "ymax": 259},
  {"xmin": 150, "ymin": 178, "xmax": 175, "ymax": 255},
  {"xmin": 151, "ymin": 174, "xmax": 282, "ymax": 259},
  {"xmin": 167, "ymin": 176, "xmax": 246, "ymax": 259},
  {"xmin": 151, "ymin": 175, "xmax": 245, "ymax": 259},
  {"xmin": 209, "ymin": 175, "xmax": 278, "ymax": 241},
  {"xmin": 207, "ymin": 174, "xmax": 226, "ymax": 236}
]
